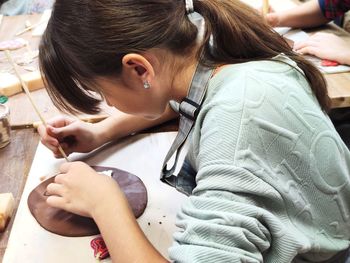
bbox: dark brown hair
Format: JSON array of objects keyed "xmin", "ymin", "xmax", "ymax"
[{"xmin": 39, "ymin": 0, "xmax": 330, "ymax": 114}]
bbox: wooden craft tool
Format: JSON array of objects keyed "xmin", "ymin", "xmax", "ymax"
[
  {"xmin": 263, "ymin": 0, "xmax": 269, "ymax": 16},
  {"xmin": 10, "ymin": 115, "xmax": 109, "ymax": 130},
  {"xmin": 15, "ymin": 20, "xmax": 45, "ymax": 36},
  {"xmin": 4, "ymin": 49, "xmax": 69, "ymax": 162}
]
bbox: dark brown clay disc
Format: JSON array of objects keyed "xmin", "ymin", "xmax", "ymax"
[{"xmin": 27, "ymin": 166, "xmax": 148, "ymax": 237}]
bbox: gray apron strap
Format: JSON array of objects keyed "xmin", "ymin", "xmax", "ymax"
[{"xmin": 160, "ymin": 62, "xmax": 214, "ymax": 191}]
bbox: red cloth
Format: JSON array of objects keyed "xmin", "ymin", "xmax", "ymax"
[
  {"xmin": 319, "ymin": 0, "xmax": 350, "ymax": 19},
  {"xmin": 90, "ymin": 236, "xmax": 110, "ymax": 260}
]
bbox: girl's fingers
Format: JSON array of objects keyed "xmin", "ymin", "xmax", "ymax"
[
  {"xmin": 54, "ymin": 153, "xmax": 64, "ymax": 159},
  {"xmin": 59, "ymin": 142, "xmax": 69, "ymax": 150},
  {"xmin": 39, "ymin": 125, "xmax": 59, "ymax": 146},
  {"xmin": 311, "ymin": 32, "xmax": 330, "ymax": 40},
  {"xmin": 37, "ymin": 124, "xmax": 47, "ymax": 138},
  {"xmin": 53, "ymin": 148, "xmax": 63, "ymax": 158},
  {"xmin": 293, "ymin": 40, "xmax": 318, "ymax": 51},
  {"xmin": 46, "ymin": 182, "xmax": 65, "ymax": 196},
  {"xmin": 52, "ymin": 143, "xmax": 72, "ymax": 159},
  {"xmin": 42, "ymin": 140, "xmax": 59, "ymax": 153},
  {"xmin": 47, "ymin": 116, "xmax": 74, "ymax": 128},
  {"xmin": 295, "ymin": 46, "xmax": 321, "ymax": 57},
  {"xmin": 54, "ymin": 173, "xmax": 67, "ymax": 184},
  {"xmin": 59, "ymin": 162, "xmax": 73, "ymax": 174},
  {"xmin": 46, "ymin": 195, "xmax": 67, "ymax": 210}
]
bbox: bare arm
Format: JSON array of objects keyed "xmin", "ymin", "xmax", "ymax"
[
  {"xmin": 92, "ymin": 186, "xmax": 168, "ymax": 263},
  {"xmin": 97, "ymin": 104, "xmax": 178, "ymax": 144},
  {"xmin": 38, "ymin": 104, "xmax": 178, "ymax": 157},
  {"xmin": 47, "ymin": 162, "xmax": 169, "ymax": 263},
  {"xmin": 268, "ymin": 0, "xmax": 330, "ymax": 28}
]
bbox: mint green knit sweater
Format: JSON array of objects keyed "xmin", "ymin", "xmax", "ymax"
[{"xmin": 168, "ymin": 57, "xmax": 350, "ymax": 263}]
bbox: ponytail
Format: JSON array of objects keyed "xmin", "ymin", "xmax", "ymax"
[{"xmin": 193, "ymin": 0, "xmax": 330, "ymax": 111}]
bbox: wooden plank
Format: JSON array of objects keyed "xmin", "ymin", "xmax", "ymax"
[
  {"xmin": 0, "ymin": 129, "xmax": 39, "ymax": 261},
  {"xmin": 327, "ymin": 72, "xmax": 350, "ymax": 108}
]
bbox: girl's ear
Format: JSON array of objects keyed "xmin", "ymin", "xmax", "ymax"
[{"xmin": 121, "ymin": 53, "xmax": 155, "ymax": 87}]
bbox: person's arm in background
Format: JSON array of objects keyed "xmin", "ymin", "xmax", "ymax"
[
  {"xmin": 294, "ymin": 32, "xmax": 350, "ymax": 65},
  {"xmin": 266, "ymin": 0, "xmax": 329, "ymax": 28},
  {"xmin": 267, "ymin": 0, "xmax": 350, "ymax": 65}
]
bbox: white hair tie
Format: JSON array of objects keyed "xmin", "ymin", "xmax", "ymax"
[{"xmin": 185, "ymin": 0, "xmax": 194, "ymax": 14}]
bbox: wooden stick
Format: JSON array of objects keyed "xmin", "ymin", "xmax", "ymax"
[
  {"xmin": 4, "ymin": 50, "xmax": 69, "ymax": 162},
  {"xmin": 15, "ymin": 20, "xmax": 45, "ymax": 36},
  {"xmin": 10, "ymin": 115, "xmax": 109, "ymax": 130},
  {"xmin": 263, "ymin": 0, "xmax": 269, "ymax": 16}
]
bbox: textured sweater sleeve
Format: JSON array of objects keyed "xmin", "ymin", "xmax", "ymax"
[{"xmin": 168, "ymin": 99, "xmax": 306, "ymax": 263}]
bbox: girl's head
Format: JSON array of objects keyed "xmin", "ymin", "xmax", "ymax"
[{"xmin": 39, "ymin": 0, "xmax": 330, "ymax": 117}]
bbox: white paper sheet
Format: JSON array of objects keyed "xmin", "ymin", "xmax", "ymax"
[
  {"xmin": 274, "ymin": 27, "xmax": 292, "ymax": 35},
  {"xmin": 3, "ymin": 132, "xmax": 188, "ymax": 263}
]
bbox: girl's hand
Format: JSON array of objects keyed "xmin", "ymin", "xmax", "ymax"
[
  {"xmin": 294, "ymin": 32, "xmax": 350, "ymax": 65},
  {"xmin": 37, "ymin": 116, "xmax": 106, "ymax": 158},
  {"xmin": 46, "ymin": 161, "xmax": 122, "ymax": 218}
]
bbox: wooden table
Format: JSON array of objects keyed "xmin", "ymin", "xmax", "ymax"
[
  {"xmin": 0, "ymin": 14, "xmax": 42, "ymax": 261},
  {"xmin": 0, "ymin": 129, "xmax": 39, "ymax": 258},
  {"xmin": 1, "ymin": 5, "xmax": 350, "ymax": 261}
]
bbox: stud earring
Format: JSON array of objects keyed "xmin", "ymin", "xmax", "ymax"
[{"xmin": 143, "ymin": 80, "xmax": 151, "ymax": 89}]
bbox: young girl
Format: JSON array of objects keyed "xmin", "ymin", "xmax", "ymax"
[{"xmin": 38, "ymin": 0, "xmax": 350, "ymax": 262}]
